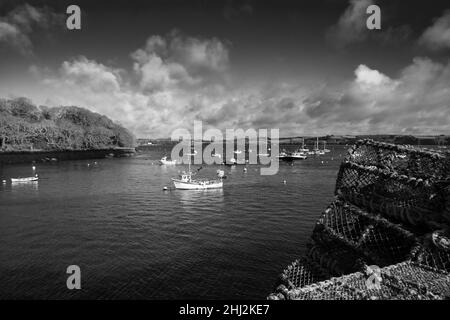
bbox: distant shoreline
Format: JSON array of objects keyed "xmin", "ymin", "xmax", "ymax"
[{"xmin": 0, "ymin": 148, "xmax": 136, "ymax": 165}]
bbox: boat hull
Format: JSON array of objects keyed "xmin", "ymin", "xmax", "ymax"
[
  {"xmin": 11, "ymin": 177, "xmax": 38, "ymax": 183},
  {"xmin": 172, "ymin": 179, "xmax": 223, "ymax": 190},
  {"xmin": 160, "ymin": 160, "xmax": 177, "ymax": 165},
  {"xmin": 280, "ymin": 156, "xmax": 307, "ymax": 161}
]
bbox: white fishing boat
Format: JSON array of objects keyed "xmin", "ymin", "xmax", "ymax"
[
  {"xmin": 172, "ymin": 173, "xmax": 223, "ymax": 190},
  {"xmin": 172, "ymin": 154, "xmax": 223, "ymax": 190},
  {"xmin": 11, "ymin": 175, "xmax": 38, "ymax": 183},
  {"xmin": 160, "ymin": 156, "xmax": 177, "ymax": 165}
]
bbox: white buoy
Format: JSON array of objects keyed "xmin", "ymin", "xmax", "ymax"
[
  {"xmin": 283, "ymin": 180, "xmax": 287, "ymax": 184},
  {"xmin": 163, "ymin": 187, "xmax": 168, "ymax": 191},
  {"xmin": 2, "ymin": 180, "xmax": 6, "ymax": 184},
  {"xmin": 32, "ymin": 165, "xmax": 36, "ymax": 171},
  {"xmin": 243, "ymin": 168, "xmax": 247, "ymax": 172}
]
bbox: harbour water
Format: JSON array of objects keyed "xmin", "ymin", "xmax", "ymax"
[{"xmin": 0, "ymin": 147, "xmax": 344, "ymax": 299}]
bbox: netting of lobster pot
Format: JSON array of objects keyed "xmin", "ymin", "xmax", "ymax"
[
  {"xmin": 269, "ymin": 261, "xmax": 450, "ymax": 300},
  {"xmin": 346, "ymin": 139, "xmax": 449, "ymax": 181},
  {"xmin": 268, "ymin": 140, "xmax": 450, "ymax": 300},
  {"xmin": 335, "ymin": 160, "xmax": 448, "ymax": 230}
]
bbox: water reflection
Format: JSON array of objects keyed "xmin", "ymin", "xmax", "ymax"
[
  {"xmin": 6, "ymin": 180, "xmax": 39, "ymax": 196},
  {"xmin": 175, "ymin": 188, "xmax": 225, "ymax": 212}
]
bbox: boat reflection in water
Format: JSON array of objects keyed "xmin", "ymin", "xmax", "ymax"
[{"xmin": 175, "ymin": 188, "xmax": 225, "ymax": 213}]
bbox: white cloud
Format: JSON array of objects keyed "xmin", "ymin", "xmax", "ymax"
[
  {"xmin": 0, "ymin": 4, "xmax": 62, "ymax": 55},
  {"xmin": 22, "ymin": 27, "xmax": 450, "ymax": 137},
  {"xmin": 354, "ymin": 64, "xmax": 392, "ymax": 86},
  {"xmin": 304, "ymin": 58, "xmax": 450, "ymax": 134},
  {"xmin": 326, "ymin": 0, "xmax": 373, "ymax": 48},
  {"xmin": 419, "ymin": 11, "xmax": 450, "ymax": 51},
  {"xmin": 131, "ymin": 31, "xmax": 229, "ymax": 93}
]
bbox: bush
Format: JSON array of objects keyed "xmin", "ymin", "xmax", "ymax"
[{"xmin": 0, "ymin": 97, "xmax": 135, "ymax": 151}]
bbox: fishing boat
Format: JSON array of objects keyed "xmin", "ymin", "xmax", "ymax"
[
  {"xmin": 160, "ymin": 156, "xmax": 177, "ymax": 165},
  {"xmin": 11, "ymin": 175, "xmax": 38, "ymax": 183},
  {"xmin": 172, "ymin": 155, "xmax": 223, "ymax": 190},
  {"xmin": 323, "ymin": 141, "xmax": 331, "ymax": 153}
]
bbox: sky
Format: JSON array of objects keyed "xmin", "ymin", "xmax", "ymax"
[{"xmin": 0, "ymin": 0, "xmax": 449, "ymax": 138}]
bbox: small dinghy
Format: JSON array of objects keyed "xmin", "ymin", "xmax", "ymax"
[
  {"xmin": 11, "ymin": 174, "xmax": 39, "ymax": 183},
  {"xmin": 159, "ymin": 156, "xmax": 177, "ymax": 165}
]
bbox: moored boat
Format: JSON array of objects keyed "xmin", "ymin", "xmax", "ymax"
[
  {"xmin": 160, "ymin": 156, "xmax": 177, "ymax": 165},
  {"xmin": 11, "ymin": 175, "xmax": 39, "ymax": 183},
  {"xmin": 172, "ymin": 173, "xmax": 223, "ymax": 190},
  {"xmin": 172, "ymin": 153, "xmax": 223, "ymax": 190}
]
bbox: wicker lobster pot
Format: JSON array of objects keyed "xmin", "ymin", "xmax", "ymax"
[
  {"xmin": 314, "ymin": 198, "xmax": 418, "ymax": 267},
  {"xmin": 347, "ymin": 139, "xmax": 449, "ymax": 181},
  {"xmin": 335, "ymin": 161, "xmax": 446, "ymax": 229}
]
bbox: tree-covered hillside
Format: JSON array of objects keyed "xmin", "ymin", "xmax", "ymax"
[{"xmin": 0, "ymin": 97, "xmax": 135, "ymax": 151}]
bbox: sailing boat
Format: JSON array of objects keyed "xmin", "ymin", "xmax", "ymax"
[
  {"xmin": 172, "ymin": 151, "xmax": 223, "ymax": 190},
  {"xmin": 314, "ymin": 137, "xmax": 324, "ymax": 155},
  {"xmin": 299, "ymin": 138, "xmax": 309, "ymax": 153},
  {"xmin": 323, "ymin": 141, "xmax": 331, "ymax": 153}
]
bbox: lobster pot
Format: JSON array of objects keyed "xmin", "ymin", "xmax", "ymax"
[
  {"xmin": 445, "ymin": 185, "xmax": 450, "ymax": 224},
  {"xmin": 413, "ymin": 235, "xmax": 450, "ymax": 273},
  {"xmin": 335, "ymin": 161, "xmax": 445, "ymax": 228},
  {"xmin": 307, "ymin": 233, "xmax": 363, "ymax": 276},
  {"xmin": 269, "ymin": 261, "xmax": 450, "ymax": 300},
  {"xmin": 346, "ymin": 139, "xmax": 448, "ymax": 181},
  {"xmin": 314, "ymin": 199, "xmax": 417, "ymax": 267},
  {"xmin": 275, "ymin": 257, "xmax": 329, "ymax": 291}
]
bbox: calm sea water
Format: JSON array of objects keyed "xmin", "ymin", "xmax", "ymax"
[{"xmin": 0, "ymin": 146, "xmax": 345, "ymax": 299}]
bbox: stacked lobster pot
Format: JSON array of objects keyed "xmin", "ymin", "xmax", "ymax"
[{"xmin": 269, "ymin": 139, "xmax": 450, "ymax": 300}]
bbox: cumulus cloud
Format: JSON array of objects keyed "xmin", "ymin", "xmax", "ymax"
[
  {"xmin": 419, "ymin": 11, "xmax": 450, "ymax": 51},
  {"xmin": 25, "ymin": 26, "xmax": 450, "ymax": 137},
  {"xmin": 326, "ymin": 0, "xmax": 373, "ymax": 48},
  {"xmin": 0, "ymin": 4, "xmax": 62, "ymax": 55},
  {"xmin": 131, "ymin": 31, "xmax": 229, "ymax": 92},
  {"xmin": 303, "ymin": 58, "xmax": 450, "ymax": 134},
  {"xmin": 35, "ymin": 32, "xmax": 233, "ymax": 137},
  {"xmin": 327, "ymin": 0, "xmax": 411, "ymax": 49},
  {"xmin": 32, "ymin": 54, "xmax": 450, "ymax": 137}
]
